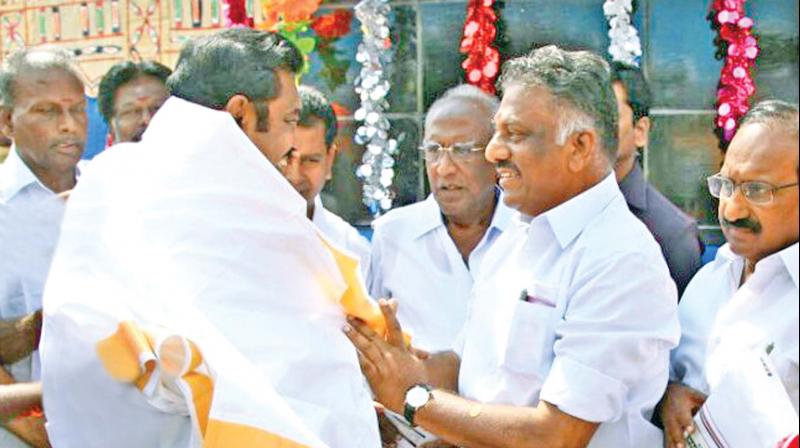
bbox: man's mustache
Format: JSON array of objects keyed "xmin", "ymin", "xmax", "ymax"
[{"xmin": 721, "ymin": 217, "xmax": 762, "ymax": 234}]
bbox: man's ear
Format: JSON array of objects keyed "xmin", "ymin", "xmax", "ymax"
[
  {"xmin": 223, "ymin": 95, "xmax": 251, "ymax": 129},
  {"xmin": 633, "ymin": 116, "xmax": 651, "ymax": 149},
  {"xmin": 567, "ymin": 129, "xmax": 598, "ymax": 173},
  {"xmin": 325, "ymin": 143, "xmax": 338, "ymax": 181},
  {"xmin": 0, "ymin": 108, "xmax": 14, "ymax": 138}
]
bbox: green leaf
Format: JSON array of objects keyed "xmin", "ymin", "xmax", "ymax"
[{"xmin": 295, "ymin": 37, "xmax": 317, "ymax": 55}]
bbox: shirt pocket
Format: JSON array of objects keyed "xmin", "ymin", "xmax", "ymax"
[{"xmin": 501, "ymin": 282, "xmax": 560, "ymax": 376}]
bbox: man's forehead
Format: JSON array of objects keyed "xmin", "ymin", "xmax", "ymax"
[
  {"xmin": 426, "ymin": 105, "xmax": 492, "ymax": 139},
  {"xmin": 724, "ymin": 123, "xmax": 799, "ymax": 178}
]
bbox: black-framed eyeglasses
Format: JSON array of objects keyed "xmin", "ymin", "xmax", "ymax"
[
  {"xmin": 707, "ymin": 173, "xmax": 799, "ymax": 205},
  {"xmin": 417, "ymin": 141, "xmax": 485, "ymax": 164}
]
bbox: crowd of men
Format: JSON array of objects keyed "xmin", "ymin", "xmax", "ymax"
[{"xmin": 0, "ymin": 27, "xmax": 797, "ymax": 448}]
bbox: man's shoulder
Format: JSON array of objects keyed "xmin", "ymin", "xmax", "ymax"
[
  {"xmin": 576, "ymin": 196, "xmax": 670, "ymax": 270},
  {"xmin": 642, "ymin": 182, "xmax": 699, "ymax": 238},
  {"xmin": 372, "ymin": 199, "xmax": 437, "ymax": 238}
]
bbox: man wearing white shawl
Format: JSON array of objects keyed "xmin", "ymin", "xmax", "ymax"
[{"xmin": 40, "ymin": 29, "xmax": 382, "ymax": 447}]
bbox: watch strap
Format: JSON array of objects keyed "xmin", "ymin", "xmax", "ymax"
[{"xmin": 403, "ymin": 384, "xmax": 433, "ymax": 426}]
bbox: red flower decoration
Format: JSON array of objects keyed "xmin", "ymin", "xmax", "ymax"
[
  {"xmin": 224, "ymin": 0, "xmax": 252, "ymax": 28},
  {"xmin": 711, "ymin": 0, "xmax": 759, "ymax": 145},
  {"xmin": 311, "ymin": 9, "xmax": 353, "ymax": 40},
  {"xmin": 460, "ymin": 0, "xmax": 500, "ymax": 94}
]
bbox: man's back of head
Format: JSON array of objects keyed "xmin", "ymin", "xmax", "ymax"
[{"xmin": 166, "ymin": 28, "xmax": 304, "ymax": 165}]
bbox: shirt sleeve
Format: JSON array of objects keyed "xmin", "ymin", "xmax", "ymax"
[{"xmin": 539, "ymin": 251, "xmax": 681, "ymax": 423}]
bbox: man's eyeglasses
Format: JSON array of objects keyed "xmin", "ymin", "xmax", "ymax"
[
  {"xmin": 707, "ymin": 173, "xmax": 799, "ymax": 205},
  {"xmin": 418, "ymin": 141, "xmax": 485, "ymax": 164}
]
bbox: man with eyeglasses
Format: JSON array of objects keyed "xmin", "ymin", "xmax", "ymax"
[
  {"xmin": 661, "ymin": 100, "xmax": 799, "ymax": 448},
  {"xmin": 98, "ymin": 60, "xmax": 171, "ymax": 144},
  {"xmin": 367, "ymin": 84, "xmax": 512, "ymax": 355}
]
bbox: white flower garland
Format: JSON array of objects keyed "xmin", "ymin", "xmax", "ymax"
[
  {"xmin": 604, "ymin": 0, "xmax": 642, "ymax": 66},
  {"xmin": 353, "ymin": 0, "xmax": 397, "ymax": 216}
]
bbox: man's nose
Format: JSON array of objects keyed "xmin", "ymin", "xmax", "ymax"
[
  {"xmin": 721, "ymin": 187, "xmax": 751, "ymax": 223},
  {"xmin": 434, "ymin": 152, "xmax": 458, "ymax": 176},
  {"xmin": 485, "ymin": 133, "xmax": 509, "ymax": 164},
  {"xmin": 59, "ymin": 109, "xmax": 83, "ymax": 134}
]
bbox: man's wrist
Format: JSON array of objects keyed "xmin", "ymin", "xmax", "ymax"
[{"xmin": 403, "ymin": 384, "xmax": 434, "ymax": 426}]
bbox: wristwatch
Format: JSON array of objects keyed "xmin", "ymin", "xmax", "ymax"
[{"xmin": 403, "ymin": 384, "xmax": 434, "ymax": 426}]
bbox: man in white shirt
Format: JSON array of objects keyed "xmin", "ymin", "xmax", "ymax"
[
  {"xmin": 282, "ymin": 85, "xmax": 371, "ymax": 269},
  {"xmin": 0, "ymin": 47, "xmax": 87, "ymax": 447},
  {"xmin": 662, "ymin": 100, "xmax": 799, "ymax": 448},
  {"xmin": 367, "ymin": 84, "xmax": 512, "ymax": 353},
  {"xmin": 345, "ymin": 45, "xmax": 680, "ymax": 448}
]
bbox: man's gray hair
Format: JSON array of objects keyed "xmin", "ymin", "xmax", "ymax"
[
  {"xmin": 425, "ymin": 84, "xmax": 499, "ymax": 131},
  {"xmin": 0, "ymin": 47, "xmax": 83, "ymax": 109},
  {"xmin": 740, "ymin": 100, "xmax": 799, "ymax": 137},
  {"xmin": 497, "ymin": 45, "xmax": 618, "ymax": 160}
]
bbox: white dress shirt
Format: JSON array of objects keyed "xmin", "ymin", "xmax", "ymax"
[
  {"xmin": 458, "ymin": 174, "xmax": 680, "ymax": 447},
  {"xmin": 671, "ymin": 243, "xmax": 799, "ymax": 412},
  {"xmin": 312, "ymin": 196, "xmax": 371, "ymax": 276},
  {"xmin": 368, "ymin": 194, "xmax": 512, "ymax": 352},
  {"xmin": 0, "ymin": 146, "xmax": 76, "ymax": 382},
  {"xmin": 0, "ymin": 146, "xmax": 74, "ymax": 447}
]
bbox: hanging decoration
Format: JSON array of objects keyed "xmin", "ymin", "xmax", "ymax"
[
  {"xmin": 223, "ymin": 0, "xmax": 251, "ymax": 28},
  {"xmin": 353, "ymin": 0, "xmax": 397, "ymax": 216},
  {"xmin": 710, "ymin": 0, "xmax": 759, "ymax": 147},
  {"xmin": 459, "ymin": 0, "xmax": 500, "ymax": 94},
  {"xmin": 603, "ymin": 0, "xmax": 642, "ymax": 66}
]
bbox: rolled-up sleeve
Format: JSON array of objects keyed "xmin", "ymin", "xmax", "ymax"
[{"xmin": 539, "ymin": 252, "xmax": 681, "ymax": 423}]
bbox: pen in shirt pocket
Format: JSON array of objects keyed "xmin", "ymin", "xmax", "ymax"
[{"xmin": 519, "ymin": 288, "xmax": 557, "ymax": 308}]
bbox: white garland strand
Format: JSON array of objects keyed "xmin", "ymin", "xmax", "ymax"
[
  {"xmin": 354, "ymin": 0, "xmax": 397, "ymax": 216},
  {"xmin": 604, "ymin": 0, "xmax": 642, "ymax": 66}
]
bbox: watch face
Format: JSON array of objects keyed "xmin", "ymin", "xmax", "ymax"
[{"xmin": 407, "ymin": 386, "xmax": 430, "ymax": 408}]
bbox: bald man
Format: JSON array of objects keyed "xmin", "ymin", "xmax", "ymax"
[{"xmin": 368, "ymin": 84, "xmax": 512, "ymax": 354}]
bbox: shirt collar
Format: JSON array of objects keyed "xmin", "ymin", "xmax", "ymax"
[
  {"xmin": 408, "ymin": 195, "xmax": 449, "ymax": 239},
  {"xmin": 536, "ymin": 173, "xmax": 622, "ymax": 249},
  {"xmin": 778, "ymin": 243, "xmax": 799, "ymax": 288},
  {"xmin": 618, "ymin": 162, "xmax": 648, "ymax": 211},
  {"xmin": 410, "ymin": 191, "xmax": 512, "ymax": 240},
  {"xmin": 312, "ymin": 196, "xmax": 326, "ymax": 224},
  {"xmin": 714, "ymin": 242, "xmax": 799, "ymax": 288},
  {"xmin": 0, "ymin": 144, "xmax": 44, "ymax": 200}
]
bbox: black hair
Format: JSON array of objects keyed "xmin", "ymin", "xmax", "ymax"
[
  {"xmin": 609, "ymin": 61, "xmax": 652, "ymax": 124},
  {"xmin": 167, "ymin": 28, "xmax": 303, "ymax": 131},
  {"xmin": 97, "ymin": 60, "xmax": 172, "ymax": 123},
  {"xmin": 298, "ymin": 85, "xmax": 337, "ymax": 148}
]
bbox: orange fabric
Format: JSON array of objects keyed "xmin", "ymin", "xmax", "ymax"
[
  {"xmin": 204, "ymin": 419, "xmax": 310, "ymax": 448},
  {"xmin": 320, "ymin": 237, "xmax": 410, "ymax": 346},
  {"xmin": 96, "ymin": 322, "xmax": 215, "ymax": 438},
  {"xmin": 183, "ymin": 372, "xmax": 214, "ymax": 437},
  {"xmin": 96, "ymin": 321, "xmax": 155, "ymax": 383}
]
